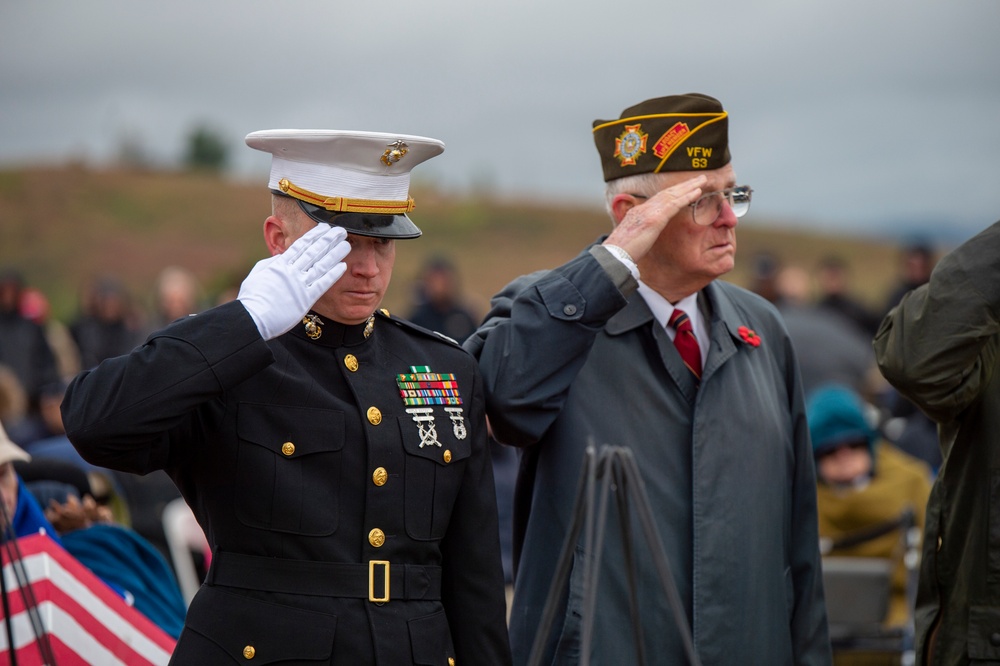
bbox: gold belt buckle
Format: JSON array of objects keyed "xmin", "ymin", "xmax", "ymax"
[{"xmin": 369, "ymin": 560, "xmax": 390, "ymax": 603}]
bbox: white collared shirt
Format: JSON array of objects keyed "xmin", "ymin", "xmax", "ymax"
[{"xmin": 636, "ymin": 282, "xmax": 709, "ymax": 369}]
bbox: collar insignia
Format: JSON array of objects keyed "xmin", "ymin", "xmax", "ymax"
[{"xmin": 302, "ymin": 314, "xmax": 324, "ymax": 340}]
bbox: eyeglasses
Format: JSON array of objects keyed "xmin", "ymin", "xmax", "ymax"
[{"xmin": 629, "ymin": 185, "xmax": 753, "ymax": 226}]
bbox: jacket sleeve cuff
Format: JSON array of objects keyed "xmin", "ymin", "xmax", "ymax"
[{"xmin": 589, "ymin": 245, "xmax": 639, "ymax": 297}]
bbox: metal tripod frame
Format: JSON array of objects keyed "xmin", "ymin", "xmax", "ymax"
[{"xmin": 527, "ymin": 445, "xmax": 702, "ymax": 666}]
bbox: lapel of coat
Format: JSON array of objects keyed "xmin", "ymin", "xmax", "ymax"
[
  {"xmin": 604, "ymin": 292, "xmax": 699, "ymax": 399},
  {"xmin": 701, "ymin": 281, "xmax": 754, "ymax": 384},
  {"xmin": 603, "ymin": 282, "xmax": 752, "ymax": 398}
]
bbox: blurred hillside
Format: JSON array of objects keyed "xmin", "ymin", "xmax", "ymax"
[{"xmin": 1, "ymin": 165, "xmax": 912, "ymax": 324}]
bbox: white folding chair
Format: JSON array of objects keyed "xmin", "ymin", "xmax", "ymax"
[{"xmin": 161, "ymin": 497, "xmax": 209, "ymax": 606}]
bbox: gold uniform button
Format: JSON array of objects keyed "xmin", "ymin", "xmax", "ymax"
[
  {"xmin": 281, "ymin": 442, "xmax": 295, "ymax": 456},
  {"xmin": 449, "ymin": 659, "xmax": 455, "ymax": 666},
  {"xmin": 373, "ymin": 467, "xmax": 388, "ymax": 486},
  {"xmin": 443, "ymin": 450, "xmax": 452, "ymax": 463},
  {"xmin": 367, "ymin": 407, "xmax": 382, "ymax": 425},
  {"xmin": 344, "ymin": 354, "xmax": 359, "ymax": 372},
  {"xmin": 369, "ymin": 528, "xmax": 386, "ymax": 547},
  {"xmin": 243, "ymin": 645, "xmax": 256, "ymax": 659},
  {"xmin": 937, "ymin": 536, "xmax": 943, "ymax": 551}
]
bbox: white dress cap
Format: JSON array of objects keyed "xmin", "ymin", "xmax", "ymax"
[{"xmin": 245, "ymin": 129, "xmax": 445, "ymax": 204}]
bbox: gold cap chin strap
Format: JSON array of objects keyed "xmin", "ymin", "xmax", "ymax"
[{"xmin": 278, "ymin": 178, "xmax": 415, "ymax": 214}]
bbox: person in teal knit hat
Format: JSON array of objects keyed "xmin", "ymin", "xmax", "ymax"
[
  {"xmin": 807, "ymin": 384, "xmax": 932, "ymax": 628},
  {"xmin": 808, "ymin": 384, "xmax": 880, "ymax": 488}
]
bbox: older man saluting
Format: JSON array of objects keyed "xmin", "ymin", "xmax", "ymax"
[{"xmin": 466, "ymin": 93, "xmax": 831, "ymax": 665}]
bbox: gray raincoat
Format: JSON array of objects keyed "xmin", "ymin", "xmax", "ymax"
[{"xmin": 466, "ymin": 242, "xmax": 831, "ymax": 665}]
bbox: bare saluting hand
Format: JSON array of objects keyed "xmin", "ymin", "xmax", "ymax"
[
  {"xmin": 603, "ymin": 175, "xmax": 707, "ymax": 264},
  {"xmin": 238, "ymin": 224, "xmax": 352, "ymax": 340}
]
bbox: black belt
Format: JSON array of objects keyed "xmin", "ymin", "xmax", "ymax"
[{"xmin": 207, "ymin": 551, "xmax": 442, "ymax": 603}]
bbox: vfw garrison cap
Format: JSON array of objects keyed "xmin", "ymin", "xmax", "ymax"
[
  {"xmin": 592, "ymin": 93, "xmax": 730, "ymax": 182},
  {"xmin": 245, "ymin": 129, "xmax": 445, "ymax": 239}
]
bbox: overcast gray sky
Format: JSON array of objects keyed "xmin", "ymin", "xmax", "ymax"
[{"xmin": 3, "ymin": 0, "xmax": 998, "ymax": 242}]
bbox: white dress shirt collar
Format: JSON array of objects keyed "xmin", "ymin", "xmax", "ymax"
[{"xmin": 636, "ymin": 282, "xmax": 709, "ymax": 367}]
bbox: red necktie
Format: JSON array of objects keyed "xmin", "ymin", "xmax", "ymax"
[{"xmin": 668, "ymin": 308, "xmax": 702, "ymax": 382}]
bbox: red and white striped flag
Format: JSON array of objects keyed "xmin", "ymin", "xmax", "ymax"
[{"xmin": 1, "ymin": 532, "xmax": 176, "ymax": 665}]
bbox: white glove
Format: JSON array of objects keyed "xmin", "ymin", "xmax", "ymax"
[{"xmin": 238, "ymin": 224, "xmax": 351, "ymax": 340}]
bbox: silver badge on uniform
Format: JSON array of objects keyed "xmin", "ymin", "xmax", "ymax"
[
  {"xmin": 406, "ymin": 407, "xmax": 441, "ymax": 448},
  {"xmin": 444, "ymin": 407, "xmax": 467, "ymax": 440}
]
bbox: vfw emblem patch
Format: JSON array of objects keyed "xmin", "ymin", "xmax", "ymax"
[{"xmin": 614, "ymin": 124, "xmax": 648, "ymax": 167}]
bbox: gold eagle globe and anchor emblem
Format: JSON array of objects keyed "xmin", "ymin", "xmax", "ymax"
[
  {"xmin": 380, "ymin": 140, "xmax": 409, "ymax": 167},
  {"xmin": 302, "ymin": 314, "xmax": 324, "ymax": 340}
]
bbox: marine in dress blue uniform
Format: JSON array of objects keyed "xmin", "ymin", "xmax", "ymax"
[{"xmin": 62, "ymin": 130, "xmax": 512, "ymax": 665}]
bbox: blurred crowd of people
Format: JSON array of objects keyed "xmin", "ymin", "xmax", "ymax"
[
  {"xmin": 746, "ymin": 240, "xmax": 940, "ymax": 656},
  {"xmin": 1, "ymin": 265, "xmax": 218, "ymax": 640},
  {"xmin": 748, "ymin": 240, "xmax": 941, "ymax": 473},
  {"xmin": 0, "ymin": 265, "xmax": 214, "ymax": 556}
]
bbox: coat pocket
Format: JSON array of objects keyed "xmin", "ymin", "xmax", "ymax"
[
  {"xmin": 236, "ymin": 402, "xmax": 345, "ymax": 535},
  {"xmin": 967, "ymin": 605, "xmax": 1000, "ymax": 661},
  {"xmin": 551, "ymin": 546, "xmax": 587, "ymax": 665},
  {"xmin": 408, "ymin": 609, "xmax": 457, "ymax": 665},
  {"xmin": 398, "ymin": 407, "xmax": 472, "ymax": 540},
  {"xmin": 180, "ymin": 586, "xmax": 337, "ymax": 664}
]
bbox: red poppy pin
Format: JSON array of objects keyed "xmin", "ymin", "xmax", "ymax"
[{"xmin": 738, "ymin": 326, "xmax": 761, "ymax": 347}]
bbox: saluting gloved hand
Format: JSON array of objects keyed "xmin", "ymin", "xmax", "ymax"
[{"xmin": 238, "ymin": 224, "xmax": 351, "ymax": 340}]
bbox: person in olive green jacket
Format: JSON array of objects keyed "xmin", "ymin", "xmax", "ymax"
[{"xmin": 874, "ymin": 220, "xmax": 1000, "ymax": 664}]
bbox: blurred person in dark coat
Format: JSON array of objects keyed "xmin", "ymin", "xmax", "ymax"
[
  {"xmin": 467, "ymin": 93, "xmax": 830, "ymax": 665},
  {"xmin": 62, "ymin": 129, "xmax": 511, "ymax": 665},
  {"xmin": 69, "ymin": 276, "xmax": 143, "ymax": 370},
  {"xmin": 19, "ymin": 285, "xmax": 82, "ymax": 383},
  {"xmin": 875, "ymin": 220, "xmax": 1000, "ymax": 664},
  {"xmin": 406, "ymin": 255, "xmax": 479, "ymax": 344},
  {"xmin": 769, "ymin": 264, "xmax": 879, "ymax": 399},
  {"xmin": 815, "ymin": 254, "xmax": 881, "ymax": 337},
  {"xmin": 0, "ymin": 269, "xmax": 60, "ymax": 417},
  {"xmin": 881, "ymin": 240, "xmax": 936, "ymax": 316}
]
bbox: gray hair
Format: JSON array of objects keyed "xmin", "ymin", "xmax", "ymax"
[{"xmin": 602, "ymin": 172, "xmax": 672, "ymax": 223}]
